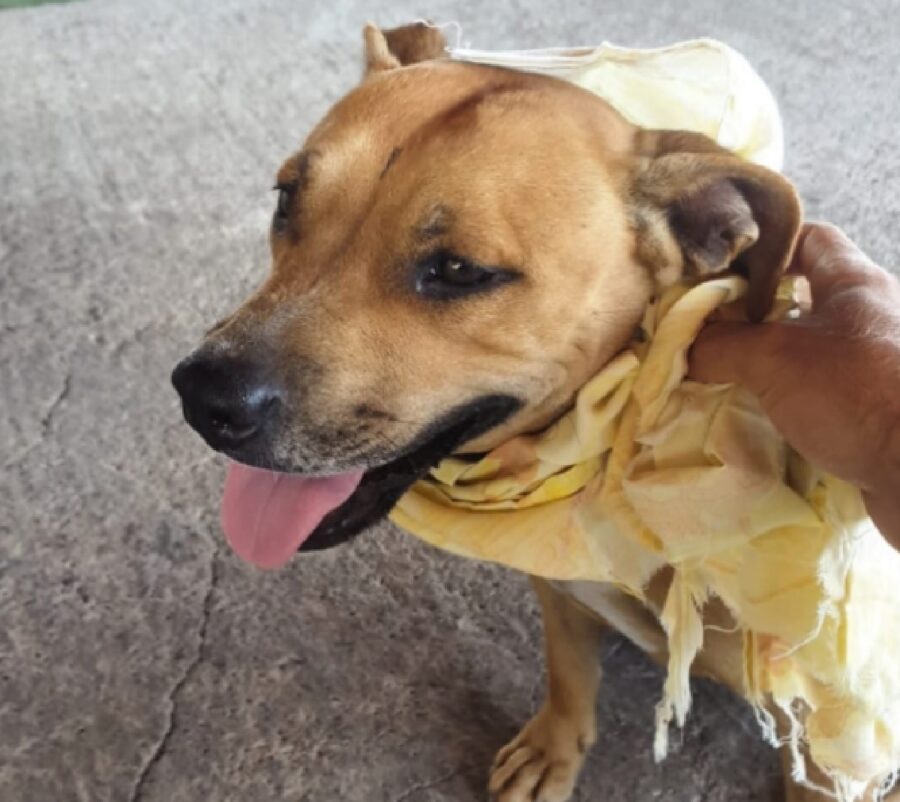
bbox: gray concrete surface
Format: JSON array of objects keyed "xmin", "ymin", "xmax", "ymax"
[{"xmin": 1, "ymin": 0, "xmax": 898, "ymax": 800}]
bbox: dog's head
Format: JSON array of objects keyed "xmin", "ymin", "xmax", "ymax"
[{"xmin": 172, "ymin": 23, "xmax": 801, "ymax": 565}]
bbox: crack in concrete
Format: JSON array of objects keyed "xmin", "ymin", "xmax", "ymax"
[
  {"xmin": 3, "ymin": 373, "xmax": 73, "ymax": 470},
  {"xmin": 391, "ymin": 767, "xmax": 467, "ymax": 802},
  {"xmin": 40, "ymin": 372, "xmax": 72, "ymax": 436},
  {"xmin": 128, "ymin": 548, "xmax": 219, "ymax": 802},
  {"xmin": 3, "ymin": 440, "xmax": 39, "ymax": 471},
  {"xmin": 109, "ymin": 321, "xmax": 155, "ymax": 358}
]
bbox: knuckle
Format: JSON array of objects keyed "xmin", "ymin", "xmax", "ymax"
[{"xmin": 805, "ymin": 222, "xmax": 848, "ymax": 256}]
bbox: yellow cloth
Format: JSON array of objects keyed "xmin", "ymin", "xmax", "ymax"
[
  {"xmin": 448, "ymin": 38, "xmax": 785, "ymax": 170},
  {"xmin": 386, "ymin": 39, "xmax": 900, "ymax": 800},
  {"xmin": 391, "ymin": 277, "xmax": 900, "ymax": 799}
]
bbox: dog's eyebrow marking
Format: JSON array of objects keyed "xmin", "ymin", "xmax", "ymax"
[
  {"xmin": 379, "ymin": 147, "xmax": 402, "ymax": 179},
  {"xmin": 277, "ymin": 150, "xmax": 317, "ymax": 193},
  {"xmin": 415, "ymin": 204, "xmax": 455, "ymax": 241},
  {"xmin": 294, "ymin": 150, "xmax": 316, "ymax": 190},
  {"xmin": 273, "ymin": 150, "xmax": 319, "ymax": 239}
]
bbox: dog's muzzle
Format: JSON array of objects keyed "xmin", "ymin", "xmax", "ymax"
[{"xmin": 171, "ymin": 351, "xmax": 282, "ymax": 453}]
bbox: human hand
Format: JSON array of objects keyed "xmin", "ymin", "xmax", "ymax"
[{"xmin": 689, "ymin": 223, "xmax": 900, "ymax": 543}]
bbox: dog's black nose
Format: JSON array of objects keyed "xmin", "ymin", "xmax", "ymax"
[{"xmin": 171, "ymin": 352, "xmax": 282, "ymax": 451}]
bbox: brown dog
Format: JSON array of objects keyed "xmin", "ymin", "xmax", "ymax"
[{"xmin": 172, "ymin": 23, "xmax": 897, "ymax": 802}]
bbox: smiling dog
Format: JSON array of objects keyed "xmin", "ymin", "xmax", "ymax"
[{"xmin": 172, "ymin": 23, "xmax": 898, "ymax": 802}]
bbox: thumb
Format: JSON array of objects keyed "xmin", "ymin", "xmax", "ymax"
[
  {"xmin": 688, "ymin": 320, "xmax": 786, "ymax": 392},
  {"xmin": 793, "ymin": 222, "xmax": 881, "ymax": 304}
]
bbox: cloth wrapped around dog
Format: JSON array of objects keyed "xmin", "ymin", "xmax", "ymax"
[{"xmin": 389, "ymin": 39, "xmax": 900, "ymax": 801}]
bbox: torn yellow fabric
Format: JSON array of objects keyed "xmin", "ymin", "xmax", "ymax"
[
  {"xmin": 391, "ymin": 276, "xmax": 900, "ymax": 799},
  {"xmin": 388, "ymin": 38, "xmax": 900, "ymax": 800}
]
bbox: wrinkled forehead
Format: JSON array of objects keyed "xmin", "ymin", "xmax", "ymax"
[
  {"xmin": 313, "ymin": 63, "xmax": 514, "ymax": 157},
  {"xmin": 275, "ymin": 61, "xmax": 634, "ymax": 187}
]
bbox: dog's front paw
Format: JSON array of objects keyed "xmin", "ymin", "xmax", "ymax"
[{"xmin": 489, "ymin": 705, "xmax": 594, "ymax": 802}]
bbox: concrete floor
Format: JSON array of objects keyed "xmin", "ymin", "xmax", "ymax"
[{"xmin": 1, "ymin": 0, "xmax": 898, "ymax": 800}]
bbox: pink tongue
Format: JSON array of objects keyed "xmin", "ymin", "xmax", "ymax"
[{"xmin": 221, "ymin": 462, "xmax": 364, "ymax": 569}]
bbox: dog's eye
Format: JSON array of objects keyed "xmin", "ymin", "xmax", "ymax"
[
  {"xmin": 272, "ymin": 184, "xmax": 293, "ymax": 230},
  {"xmin": 434, "ymin": 258, "xmax": 486, "ymax": 286},
  {"xmin": 415, "ymin": 253, "xmax": 518, "ymax": 300}
]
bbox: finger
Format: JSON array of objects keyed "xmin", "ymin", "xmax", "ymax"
[
  {"xmin": 687, "ymin": 320, "xmax": 786, "ymax": 392},
  {"xmin": 785, "ymin": 222, "xmax": 823, "ymax": 276},
  {"xmin": 790, "ymin": 222, "xmax": 883, "ymax": 304},
  {"xmin": 785, "ymin": 222, "xmax": 813, "ymax": 276}
]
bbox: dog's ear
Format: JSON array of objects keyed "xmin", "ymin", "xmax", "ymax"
[
  {"xmin": 631, "ymin": 130, "xmax": 802, "ymax": 322},
  {"xmin": 363, "ymin": 22, "xmax": 447, "ymax": 74}
]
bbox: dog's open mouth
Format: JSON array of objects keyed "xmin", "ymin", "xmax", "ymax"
[{"xmin": 220, "ymin": 395, "xmax": 520, "ymax": 568}]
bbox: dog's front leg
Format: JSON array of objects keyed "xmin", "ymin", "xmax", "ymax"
[{"xmin": 489, "ymin": 577, "xmax": 606, "ymax": 802}]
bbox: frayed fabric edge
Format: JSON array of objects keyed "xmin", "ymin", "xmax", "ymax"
[
  {"xmin": 652, "ymin": 585, "xmax": 879, "ymax": 802},
  {"xmin": 653, "ymin": 566, "xmax": 707, "ymax": 761}
]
